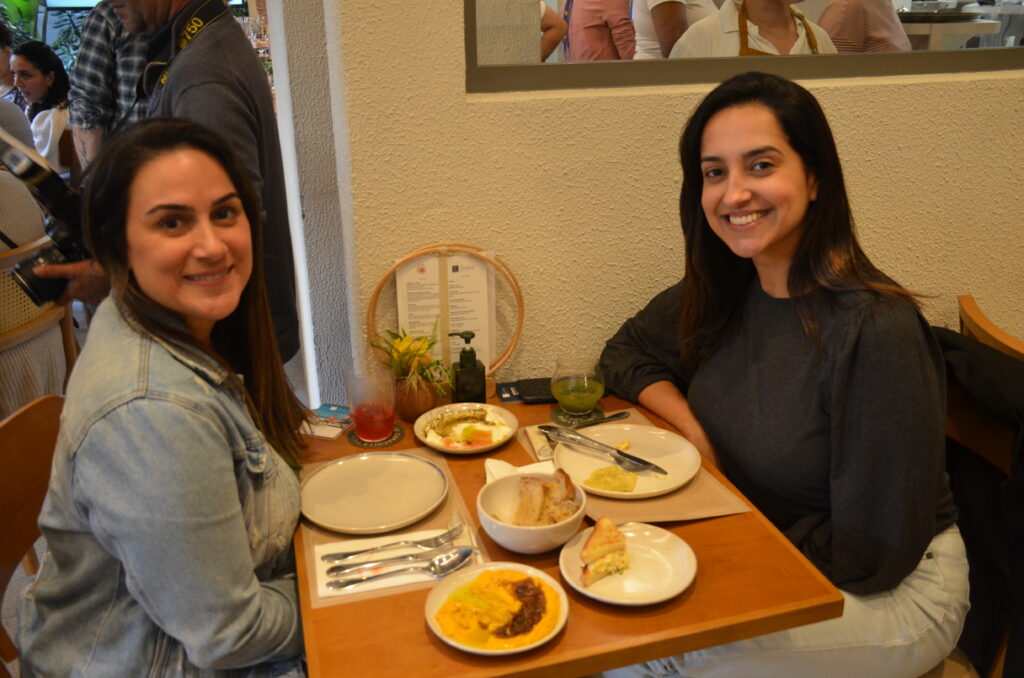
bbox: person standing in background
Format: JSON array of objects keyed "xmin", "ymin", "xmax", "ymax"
[
  {"xmin": 36, "ymin": 0, "xmax": 300, "ymax": 362},
  {"xmin": 817, "ymin": 0, "xmax": 910, "ymax": 52},
  {"xmin": 69, "ymin": 0, "xmax": 148, "ymax": 169},
  {"xmin": 0, "ymin": 21, "xmax": 28, "ymax": 111},
  {"xmin": 561, "ymin": 0, "xmax": 637, "ymax": 60},
  {"xmin": 633, "ymin": 0, "xmax": 717, "ymax": 59},
  {"xmin": 541, "ymin": 1, "xmax": 568, "ymax": 60},
  {"xmin": 670, "ymin": 0, "xmax": 837, "ymax": 57},
  {"xmin": 0, "ymin": 169, "xmax": 67, "ymax": 420}
]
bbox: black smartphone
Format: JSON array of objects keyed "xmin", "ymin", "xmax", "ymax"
[{"xmin": 514, "ymin": 377, "xmax": 556, "ymax": 404}]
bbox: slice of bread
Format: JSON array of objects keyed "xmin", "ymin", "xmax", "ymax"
[
  {"xmin": 581, "ymin": 517, "xmax": 629, "ymax": 586},
  {"xmin": 513, "ymin": 477, "xmax": 546, "ymax": 526},
  {"xmin": 542, "ymin": 469, "xmax": 579, "ymax": 523}
]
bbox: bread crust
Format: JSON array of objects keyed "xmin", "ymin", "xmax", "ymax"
[{"xmin": 580, "ymin": 517, "xmax": 628, "ymax": 586}]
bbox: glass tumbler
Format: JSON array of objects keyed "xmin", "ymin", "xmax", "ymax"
[
  {"xmin": 344, "ymin": 365, "xmax": 396, "ymax": 443},
  {"xmin": 550, "ymin": 357, "xmax": 605, "ymax": 415}
]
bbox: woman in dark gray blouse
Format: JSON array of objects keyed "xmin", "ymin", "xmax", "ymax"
[{"xmin": 598, "ymin": 72, "xmax": 968, "ymax": 678}]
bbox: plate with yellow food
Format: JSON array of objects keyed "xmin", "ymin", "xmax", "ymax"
[
  {"xmin": 552, "ymin": 424, "xmax": 700, "ymax": 499},
  {"xmin": 414, "ymin": 403, "xmax": 518, "ymax": 454},
  {"xmin": 558, "ymin": 519, "xmax": 697, "ymax": 606},
  {"xmin": 425, "ymin": 562, "xmax": 569, "ymax": 655}
]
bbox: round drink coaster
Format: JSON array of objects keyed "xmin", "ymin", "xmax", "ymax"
[
  {"xmin": 551, "ymin": 407, "xmax": 605, "ymax": 428},
  {"xmin": 347, "ymin": 424, "xmax": 404, "ymax": 449}
]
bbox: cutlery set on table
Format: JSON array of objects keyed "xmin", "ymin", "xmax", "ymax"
[{"xmin": 319, "ymin": 518, "xmax": 474, "ymax": 590}]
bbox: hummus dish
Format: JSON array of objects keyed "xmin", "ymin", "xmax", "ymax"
[
  {"xmin": 433, "ymin": 569, "xmax": 562, "ymax": 651},
  {"xmin": 420, "ymin": 406, "xmax": 513, "ymax": 451}
]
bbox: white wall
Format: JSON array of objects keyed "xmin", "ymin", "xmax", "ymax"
[{"xmin": 284, "ymin": 1, "xmax": 1024, "ymax": 400}]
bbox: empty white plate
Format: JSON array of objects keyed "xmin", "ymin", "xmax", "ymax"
[{"xmin": 301, "ymin": 453, "xmax": 447, "ymax": 534}]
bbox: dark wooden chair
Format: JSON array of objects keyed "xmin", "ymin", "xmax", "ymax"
[{"xmin": 922, "ymin": 296, "xmax": 1022, "ymax": 678}]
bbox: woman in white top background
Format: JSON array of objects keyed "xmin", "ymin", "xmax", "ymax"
[
  {"xmin": 670, "ymin": 0, "xmax": 837, "ymax": 56},
  {"xmin": 10, "ymin": 40, "xmax": 75, "ymax": 177}
]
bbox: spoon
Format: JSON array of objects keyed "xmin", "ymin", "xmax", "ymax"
[{"xmin": 326, "ymin": 547, "xmax": 475, "ymax": 589}]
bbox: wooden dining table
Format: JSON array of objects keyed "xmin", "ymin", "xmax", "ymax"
[{"xmin": 295, "ymin": 394, "xmax": 843, "ymax": 678}]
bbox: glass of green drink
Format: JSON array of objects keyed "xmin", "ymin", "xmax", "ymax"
[{"xmin": 550, "ymin": 357, "xmax": 604, "ymax": 416}]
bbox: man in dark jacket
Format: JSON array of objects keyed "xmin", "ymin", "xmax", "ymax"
[{"xmin": 38, "ymin": 0, "xmax": 300, "ymax": 361}]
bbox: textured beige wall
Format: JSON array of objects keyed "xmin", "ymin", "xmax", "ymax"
[{"xmin": 291, "ymin": 2, "xmax": 1024, "ymax": 390}]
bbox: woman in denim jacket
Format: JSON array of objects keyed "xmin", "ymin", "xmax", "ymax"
[{"xmin": 17, "ymin": 118, "xmax": 310, "ymax": 676}]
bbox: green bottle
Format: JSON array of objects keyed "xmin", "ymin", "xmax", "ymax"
[{"xmin": 448, "ymin": 331, "xmax": 485, "ymax": 403}]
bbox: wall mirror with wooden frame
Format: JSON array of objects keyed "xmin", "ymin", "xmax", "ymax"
[{"xmin": 466, "ymin": 0, "xmax": 1024, "ymax": 93}]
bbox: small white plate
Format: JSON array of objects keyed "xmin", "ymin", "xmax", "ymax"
[
  {"xmin": 559, "ymin": 522, "xmax": 697, "ymax": 606},
  {"xmin": 553, "ymin": 424, "xmax": 701, "ymax": 499},
  {"xmin": 414, "ymin": 403, "xmax": 519, "ymax": 455},
  {"xmin": 424, "ymin": 561, "xmax": 569, "ymax": 655},
  {"xmin": 301, "ymin": 453, "xmax": 447, "ymax": 534}
]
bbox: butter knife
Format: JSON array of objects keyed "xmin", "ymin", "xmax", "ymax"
[{"xmin": 538, "ymin": 425, "xmax": 668, "ymax": 475}]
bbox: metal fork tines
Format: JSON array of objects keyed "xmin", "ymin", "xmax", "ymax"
[{"xmin": 320, "ymin": 517, "xmax": 464, "ymax": 563}]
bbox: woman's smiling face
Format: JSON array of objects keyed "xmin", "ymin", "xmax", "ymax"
[
  {"xmin": 125, "ymin": 148, "xmax": 253, "ymax": 344},
  {"xmin": 699, "ymin": 103, "xmax": 818, "ymax": 286},
  {"xmin": 10, "ymin": 54, "xmax": 54, "ymax": 104}
]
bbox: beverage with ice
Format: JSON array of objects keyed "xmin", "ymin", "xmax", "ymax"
[
  {"xmin": 353, "ymin": 403, "xmax": 395, "ymax": 442},
  {"xmin": 551, "ymin": 357, "xmax": 604, "ymax": 415},
  {"xmin": 344, "ymin": 365, "xmax": 396, "ymax": 443}
]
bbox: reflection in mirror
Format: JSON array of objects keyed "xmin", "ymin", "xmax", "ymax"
[
  {"xmin": 466, "ymin": 0, "xmax": 1024, "ymax": 93},
  {"xmin": 478, "ymin": 0, "xmax": 1021, "ymax": 64}
]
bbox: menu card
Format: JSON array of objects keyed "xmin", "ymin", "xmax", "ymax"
[{"xmin": 395, "ymin": 251, "xmax": 497, "ymax": 368}]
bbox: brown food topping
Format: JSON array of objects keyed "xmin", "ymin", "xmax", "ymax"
[{"xmin": 494, "ymin": 578, "xmax": 547, "ymax": 637}]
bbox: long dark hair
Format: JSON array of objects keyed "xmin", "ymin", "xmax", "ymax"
[
  {"xmin": 12, "ymin": 40, "xmax": 69, "ymax": 120},
  {"xmin": 83, "ymin": 117, "xmax": 308, "ymax": 467},
  {"xmin": 677, "ymin": 71, "xmax": 914, "ymax": 364}
]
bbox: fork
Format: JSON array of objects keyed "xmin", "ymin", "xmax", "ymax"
[{"xmin": 320, "ymin": 516, "xmax": 464, "ymax": 563}]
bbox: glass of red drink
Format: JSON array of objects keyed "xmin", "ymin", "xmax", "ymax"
[{"xmin": 344, "ymin": 366, "xmax": 396, "ymax": 443}]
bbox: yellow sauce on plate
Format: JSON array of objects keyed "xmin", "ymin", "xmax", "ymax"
[
  {"xmin": 434, "ymin": 569, "xmax": 560, "ymax": 650},
  {"xmin": 584, "ymin": 465, "xmax": 638, "ymax": 492}
]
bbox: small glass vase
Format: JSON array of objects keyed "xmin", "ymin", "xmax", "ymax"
[{"xmin": 394, "ymin": 378, "xmax": 438, "ymax": 423}]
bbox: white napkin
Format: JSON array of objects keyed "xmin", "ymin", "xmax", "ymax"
[
  {"xmin": 484, "ymin": 458, "xmax": 556, "ymax": 483},
  {"xmin": 313, "ymin": 527, "xmax": 480, "ymax": 598}
]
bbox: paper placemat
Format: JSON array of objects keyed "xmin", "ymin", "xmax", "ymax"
[
  {"xmin": 581, "ymin": 467, "xmax": 748, "ymax": 523},
  {"xmin": 299, "ymin": 447, "xmax": 488, "ymax": 608},
  {"xmin": 311, "ymin": 525, "xmax": 483, "ymax": 600},
  {"xmin": 517, "ymin": 408, "xmax": 750, "ymax": 524}
]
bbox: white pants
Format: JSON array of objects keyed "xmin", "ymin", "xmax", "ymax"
[{"xmin": 600, "ymin": 526, "xmax": 969, "ymax": 678}]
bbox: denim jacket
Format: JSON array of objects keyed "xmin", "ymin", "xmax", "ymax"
[{"xmin": 17, "ymin": 300, "xmax": 304, "ymax": 677}]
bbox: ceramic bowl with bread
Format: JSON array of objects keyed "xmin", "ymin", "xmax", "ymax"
[{"xmin": 477, "ymin": 470, "xmax": 586, "ymax": 554}]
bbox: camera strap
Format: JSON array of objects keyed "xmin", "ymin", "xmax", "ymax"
[
  {"xmin": 139, "ymin": 0, "xmax": 229, "ymax": 103},
  {"xmin": 0, "ymin": 228, "xmax": 18, "ymax": 250}
]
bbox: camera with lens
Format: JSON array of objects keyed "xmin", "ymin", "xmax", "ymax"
[{"xmin": 0, "ymin": 127, "xmax": 89, "ymax": 307}]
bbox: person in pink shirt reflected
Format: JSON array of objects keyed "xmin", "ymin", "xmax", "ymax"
[
  {"xmin": 817, "ymin": 0, "xmax": 911, "ymax": 52},
  {"xmin": 560, "ymin": 0, "xmax": 636, "ymax": 60}
]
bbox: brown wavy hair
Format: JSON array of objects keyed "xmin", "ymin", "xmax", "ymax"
[
  {"xmin": 677, "ymin": 72, "xmax": 916, "ymax": 364},
  {"xmin": 82, "ymin": 117, "xmax": 308, "ymax": 467}
]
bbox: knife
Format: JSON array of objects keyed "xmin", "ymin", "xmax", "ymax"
[{"xmin": 538, "ymin": 425, "xmax": 668, "ymax": 475}]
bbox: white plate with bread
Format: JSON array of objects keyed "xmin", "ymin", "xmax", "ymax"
[{"xmin": 558, "ymin": 519, "xmax": 697, "ymax": 606}]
